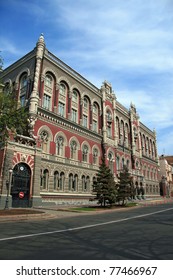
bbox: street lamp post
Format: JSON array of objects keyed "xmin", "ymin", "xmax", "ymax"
[{"xmin": 4, "ymin": 168, "xmax": 13, "ymax": 210}]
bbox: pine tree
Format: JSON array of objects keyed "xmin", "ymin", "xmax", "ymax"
[
  {"xmin": 93, "ymin": 158, "xmax": 117, "ymax": 207},
  {"xmin": 116, "ymin": 165, "xmax": 135, "ymax": 205}
]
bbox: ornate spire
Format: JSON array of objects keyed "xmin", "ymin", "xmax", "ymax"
[{"xmin": 38, "ymin": 33, "xmax": 44, "ymax": 44}]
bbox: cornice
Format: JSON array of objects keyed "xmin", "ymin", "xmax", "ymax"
[{"xmin": 37, "ymin": 107, "xmax": 102, "ymax": 142}]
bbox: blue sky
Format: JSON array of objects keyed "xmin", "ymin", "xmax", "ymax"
[{"xmin": 1, "ymin": 0, "xmax": 173, "ymax": 155}]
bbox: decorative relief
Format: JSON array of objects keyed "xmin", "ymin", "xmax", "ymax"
[{"xmin": 21, "ymin": 154, "xmax": 27, "ymax": 162}]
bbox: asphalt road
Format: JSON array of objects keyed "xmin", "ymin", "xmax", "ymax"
[{"xmin": 0, "ymin": 203, "xmax": 173, "ymax": 260}]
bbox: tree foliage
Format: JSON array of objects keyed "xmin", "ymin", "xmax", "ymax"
[
  {"xmin": 93, "ymin": 158, "xmax": 117, "ymax": 207},
  {"xmin": 0, "ymin": 56, "xmax": 29, "ymax": 141},
  {"xmin": 116, "ymin": 165, "xmax": 135, "ymax": 205}
]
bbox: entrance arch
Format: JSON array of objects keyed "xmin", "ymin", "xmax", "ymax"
[{"xmin": 11, "ymin": 163, "xmax": 31, "ymax": 208}]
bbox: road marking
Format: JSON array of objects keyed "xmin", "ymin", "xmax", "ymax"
[{"xmin": 0, "ymin": 207, "xmax": 173, "ymax": 242}]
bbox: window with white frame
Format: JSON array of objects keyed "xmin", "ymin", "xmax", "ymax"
[
  {"xmin": 82, "ymin": 145, "xmax": 89, "ymax": 162},
  {"xmin": 107, "ymin": 125, "xmax": 112, "ymax": 138},
  {"xmin": 72, "ymin": 89, "xmax": 78, "ymax": 102},
  {"xmin": 54, "ymin": 171, "xmax": 59, "ymax": 190},
  {"xmin": 42, "ymin": 169, "xmax": 49, "ymax": 190},
  {"xmin": 40, "ymin": 130, "xmax": 49, "ymax": 153},
  {"xmin": 107, "ymin": 110, "xmax": 112, "ymax": 137},
  {"xmin": 20, "ymin": 74, "xmax": 27, "ymax": 107},
  {"xmin": 70, "ymin": 140, "xmax": 77, "ymax": 160},
  {"xmin": 107, "ymin": 110, "xmax": 112, "ymax": 121},
  {"xmin": 93, "ymin": 103, "xmax": 98, "ymax": 114},
  {"xmin": 93, "ymin": 148, "xmax": 98, "ymax": 165},
  {"xmin": 116, "ymin": 156, "xmax": 120, "ymax": 171},
  {"xmin": 108, "ymin": 152, "xmax": 114, "ymax": 173},
  {"xmin": 58, "ymin": 102, "xmax": 65, "ymax": 117},
  {"xmin": 59, "ymin": 172, "xmax": 64, "ymax": 190},
  {"xmin": 83, "ymin": 115, "xmax": 88, "ymax": 128},
  {"xmin": 71, "ymin": 108, "xmax": 77, "ymax": 123},
  {"xmin": 59, "ymin": 83, "xmax": 66, "ymax": 97},
  {"xmin": 83, "ymin": 97, "xmax": 88, "ymax": 108},
  {"xmin": 43, "ymin": 94, "xmax": 51, "ymax": 110},
  {"xmin": 45, "ymin": 75, "xmax": 52, "ymax": 88},
  {"xmin": 56, "ymin": 136, "xmax": 64, "ymax": 156},
  {"xmin": 93, "ymin": 120, "xmax": 98, "ymax": 132}
]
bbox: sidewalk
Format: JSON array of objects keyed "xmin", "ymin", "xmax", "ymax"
[{"xmin": 0, "ymin": 197, "xmax": 173, "ymax": 223}]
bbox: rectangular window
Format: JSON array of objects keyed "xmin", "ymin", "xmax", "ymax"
[
  {"xmin": 43, "ymin": 94, "xmax": 51, "ymax": 110},
  {"xmin": 107, "ymin": 126, "xmax": 112, "ymax": 138},
  {"xmin": 71, "ymin": 109, "xmax": 77, "ymax": 123},
  {"xmin": 83, "ymin": 115, "xmax": 88, "ymax": 128},
  {"xmin": 58, "ymin": 102, "xmax": 65, "ymax": 117},
  {"xmin": 93, "ymin": 120, "xmax": 98, "ymax": 132}
]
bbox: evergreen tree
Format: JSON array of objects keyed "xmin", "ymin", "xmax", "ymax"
[
  {"xmin": 93, "ymin": 158, "xmax": 117, "ymax": 207},
  {"xmin": 116, "ymin": 165, "xmax": 135, "ymax": 205}
]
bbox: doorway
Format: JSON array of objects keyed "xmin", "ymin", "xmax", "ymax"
[{"xmin": 11, "ymin": 163, "xmax": 31, "ymax": 207}]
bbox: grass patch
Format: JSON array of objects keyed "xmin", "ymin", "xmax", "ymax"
[
  {"xmin": 125, "ymin": 202, "xmax": 138, "ymax": 207},
  {"xmin": 68, "ymin": 207, "xmax": 97, "ymax": 212}
]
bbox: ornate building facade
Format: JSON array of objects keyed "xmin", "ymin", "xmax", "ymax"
[{"xmin": 0, "ymin": 35, "xmax": 159, "ymax": 208}]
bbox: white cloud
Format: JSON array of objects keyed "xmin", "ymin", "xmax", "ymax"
[
  {"xmin": 1, "ymin": 0, "xmax": 173, "ymax": 154},
  {"xmin": 0, "ymin": 38, "xmax": 22, "ymax": 56}
]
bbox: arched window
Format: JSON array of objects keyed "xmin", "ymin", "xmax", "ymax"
[
  {"xmin": 4, "ymin": 82, "xmax": 11, "ymax": 94},
  {"xmin": 122, "ymin": 158, "xmax": 125, "ymax": 168},
  {"xmin": 82, "ymin": 175, "xmax": 89, "ymax": 192},
  {"xmin": 45, "ymin": 75, "xmax": 52, "ymax": 88},
  {"xmin": 93, "ymin": 103, "xmax": 98, "ymax": 114},
  {"xmin": 42, "ymin": 169, "xmax": 49, "ymax": 190},
  {"xmin": 70, "ymin": 140, "xmax": 77, "ymax": 160},
  {"xmin": 82, "ymin": 175, "xmax": 86, "ymax": 191},
  {"xmin": 126, "ymin": 159, "xmax": 130, "ymax": 170},
  {"xmin": 72, "ymin": 89, "xmax": 78, "ymax": 102},
  {"xmin": 54, "ymin": 171, "xmax": 59, "ymax": 190},
  {"xmin": 116, "ymin": 156, "xmax": 120, "ymax": 171},
  {"xmin": 59, "ymin": 172, "xmax": 65, "ymax": 190},
  {"xmin": 71, "ymin": 89, "xmax": 79, "ymax": 124},
  {"xmin": 74, "ymin": 174, "xmax": 78, "ymax": 191},
  {"xmin": 125, "ymin": 123, "xmax": 129, "ymax": 147},
  {"xmin": 93, "ymin": 148, "xmax": 98, "ymax": 165},
  {"xmin": 116, "ymin": 117, "xmax": 120, "ymax": 144},
  {"xmin": 68, "ymin": 173, "xmax": 77, "ymax": 191},
  {"xmin": 108, "ymin": 151, "xmax": 114, "ymax": 174},
  {"xmin": 56, "ymin": 136, "xmax": 64, "ymax": 156},
  {"xmin": 107, "ymin": 110, "xmax": 112, "ymax": 138},
  {"xmin": 92, "ymin": 102, "xmax": 99, "ymax": 132},
  {"xmin": 82, "ymin": 145, "xmax": 89, "ymax": 162},
  {"xmin": 40, "ymin": 130, "xmax": 49, "ymax": 153},
  {"xmin": 69, "ymin": 173, "xmax": 73, "ymax": 191},
  {"xmin": 43, "ymin": 74, "xmax": 53, "ymax": 110},
  {"xmin": 59, "ymin": 83, "xmax": 66, "ymax": 97},
  {"xmin": 19, "ymin": 74, "xmax": 27, "ymax": 107},
  {"xmin": 107, "ymin": 110, "xmax": 112, "ymax": 121},
  {"xmin": 86, "ymin": 176, "xmax": 90, "ymax": 191},
  {"xmin": 120, "ymin": 120, "xmax": 125, "ymax": 145},
  {"xmin": 83, "ymin": 97, "xmax": 88, "ymax": 108}
]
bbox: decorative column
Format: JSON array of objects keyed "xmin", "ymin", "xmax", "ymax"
[
  {"xmin": 90, "ymin": 104, "xmax": 93, "ymax": 130},
  {"xmin": 100, "ymin": 83, "xmax": 107, "ymax": 144},
  {"xmin": 29, "ymin": 34, "xmax": 45, "ymax": 137},
  {"xmin": 54, "ymin": 82, "xmax": 60, "ymax": 113},
  {"xmin": 79, "ymin": 98, "xmax": 83, "ymax": 125},
  {"xmin": 68, "ymin": 90, "xmax": 72, "ymax": 120}
]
